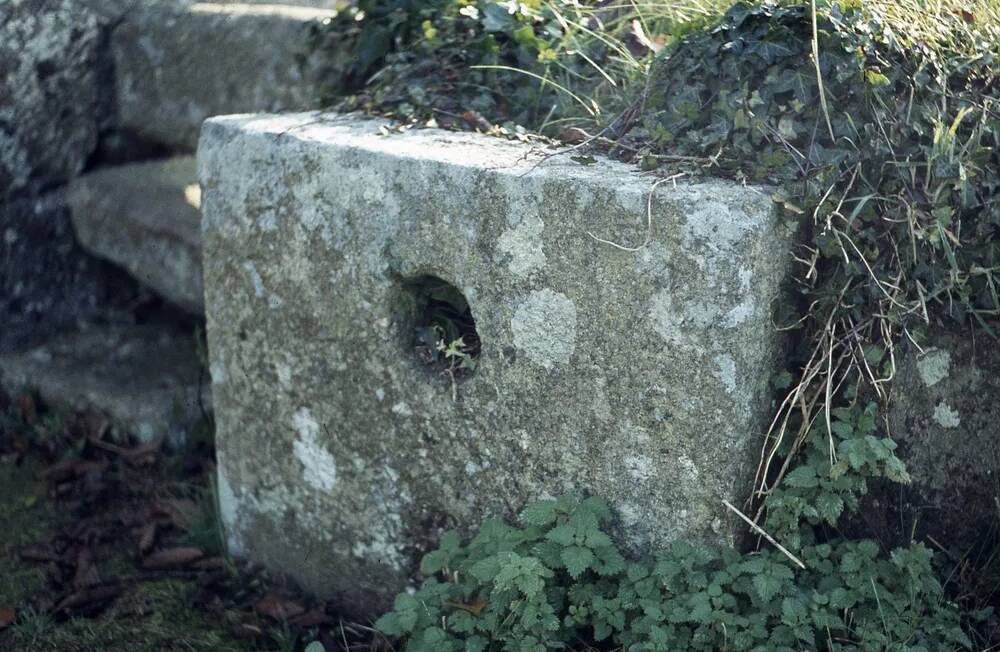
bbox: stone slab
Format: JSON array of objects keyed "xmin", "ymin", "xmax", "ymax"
[
  {"xmin": 880, "ymin": 331, "xmax": 1000, "ymax": 548},
  {"xmin": 1, "ymin": 0, "xmax": 101, "ymax": 199},
  {"xmin": 0, "ymin": 191, "xmax": 143, "ymax": 354},
  {"xmin": 68, "ymin": 157, "xmax": 204, "ymax": 314},
  {"xmin": 199, "ymin": 112, "xmax": 791, "ymax": 612},
  {"xmin": 111, "ymin": 2, "xmax": 334, "ymax": 151},
  {"xmin": 0, "ymin": 324, "xmax": 210, "ymax": 446}
]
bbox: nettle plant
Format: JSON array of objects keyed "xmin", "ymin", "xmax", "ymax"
[{"xmin": 375, "ymin": 494, "xmax": 969, "ymax": 651}]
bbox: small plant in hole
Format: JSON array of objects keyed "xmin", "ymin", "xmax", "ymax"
[{"xmin": 408, "ymin": 276, "xmax": 481, "ymax": 378}]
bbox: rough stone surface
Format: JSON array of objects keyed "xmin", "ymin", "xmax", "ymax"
[
  {"xmin": 0, "ymin": 191, "xmax": 143, "ymax": 354},
  {"xmin": 111, "ymin": 2, "xmax": 334, "ymax": 151},
  {"xmin": 199, "ymin": 112, "xmax": 791, "ymax": 612},
  {"xmin": 68, "ymin": 157, "xmax": 204, "ymax": 313},
  {"xmin": 1, "ymin": 0, "xmax": 101, "ymax": 199},
  {"xmin": 879, "ymin": 331, "xmax": 1000, "ymax": 547},
  {"xmin": 0, "ymin": 324, "xmax": 210, "ymax": 446}
]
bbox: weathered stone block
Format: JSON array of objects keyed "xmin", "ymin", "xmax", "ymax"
[
  {"xmin": 111, "ymin": 2, "xmax": 334, "ymax": 151},
  {"xmin": 0, "ymin": 324, "xmax": 210, "ymax": 446},
  {"xmin": 199, "ymin": 112, "xmax": 790, "ymax": 611},
  {"xmin": 880, "ymin": 332, "xmax": 1000, "ymax": 548},
  {"xmin": 68, "ymin": 157, "xmax": 204, "ymax": 314},
  {"xmin": 1, "ymin": 0, "xmax": 101, "ymax": 199},
  {"xmin": 0, "ymin": 191, "xmax": 142, "ymax": 354}
]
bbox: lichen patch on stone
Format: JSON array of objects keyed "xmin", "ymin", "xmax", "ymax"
[
  {"xmin": 917, "ymin": 348, "xmax": 951, "ymax": 388},
  {"xmin": 292, "ymin": 407, "xmax": 338, "ymax": 492},
  {"xmin": 511, "ymin": 289, "xmax": 577, "ymax": 369},
  {"xmin": 499, "ymin": 214, "xmax": 546, "ymax": 277},
  {"xmin": 932, "ymin": 401, "xmax": 961, "ymax": 429}
]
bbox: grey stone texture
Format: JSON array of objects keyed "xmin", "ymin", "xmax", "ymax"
[
  {"xmin": 1, "ymin": 0, "xmax": 102, "ymax": 199},
  {"xmin": 0, "ymin": 191, "xmax": 142, "ymax": 354},
  {"xmin": 68, "ymin": 157, "xmax": 204, "ymax": 313},
  {"xmin": 881, "ymin": 331, "xmax": 1000, "ymax": 548},
  {"xmin": 111, "ymin": 2, "xmax": 334, "ymax": 151},
  {"xmin": 199, "ymin": 112, "xmax": 792, "ymax": 612},
  {"xmin": 0, "ymin": 324, "xmax": 210, "ymax": 445}
]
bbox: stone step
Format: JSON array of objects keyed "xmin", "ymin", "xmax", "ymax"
[
  {"xmin": 111, "ymin": 2, "xmax": 335, "ymax": 151},
  {"xmin": 0, "ymin": 323, "xmax": 210, "ymax": 447},
  {"xmin": 67, "ymin": 157, "xmax": 204, "ymax": 314},
  {"xmin": 199, "ymin": 112, "xmax": 793, "ymax": 612}
]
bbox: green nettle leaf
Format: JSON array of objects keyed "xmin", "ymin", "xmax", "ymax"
[
  {"xmin": 520, "ymin": 500, "xmax": 558, "ymax": 527},
  {"xmin": 753, "ymin": 573, "xmax": 782, "ymax": 602},
  {"xmin": 545, "ymin": 524, "xmax": 576, "ymax": 546},
  {"xmin": 783, "ymin": 465, "xmax": 819, "ymax": 488},
  {"xmin": 561, "ymin": 546, "xmax": 595, "ymax": 578}
]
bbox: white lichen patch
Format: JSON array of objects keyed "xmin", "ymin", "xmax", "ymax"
[
  {"xmin": 242, "ymin": 260, "xmax": 266, "ymax": 298},
  {"xmin": 499, "ymin": 214, "xmax": 546, "ymax": 277},
  {"xmin": 713, "ymin": 354, "xmax": 738, "ymax": 394},
  {"xmin": 932, "ymin": 402, "xmax": 961, "ymax": 429},
  {"xmin": 917, "ymin": 348, "xmax": 951, "ymax": 388},
  {"xmin": 292, "ymin": 407, "xmax": 338, "ymax": 492},
  {"xmin": 511, "ymin": 289, "xmax": 577, "ymax": 369},
  {"xmin": 215, "ymin": 464, "xmax": 245, "ymax": 555}
]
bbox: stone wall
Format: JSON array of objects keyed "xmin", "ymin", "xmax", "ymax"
[{"xmin": 0, "ymin": 0, "xmax": 332, "ymax": 443}]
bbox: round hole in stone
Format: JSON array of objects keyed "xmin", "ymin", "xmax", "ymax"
[{"xmin": 401, "ymin": 275, "xmax": 480, "ymax": 379}]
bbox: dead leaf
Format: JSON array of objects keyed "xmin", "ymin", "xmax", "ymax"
[
  {"xmin": 137, "ymin": 523, "xmax": 157, "ymax": 555},
  {"xmin": 72, "ymin": 549, "xmax": 101, "ymax": 590},
  {"xmin": 446, "ymin": 597, "xmax": 488, "ymax": 616},
  {"xmin": 193, "ymin": 556, "xmax": 225, "ymax": 571},
  {"xmin": 562, "ymin": 127, "xmax": 589, "ymax": 144},
  {"xmin": 288, "ymin": 608, "xmax": 332, "ymax": 627},
  {"xmin": 254, "ymin": 592, "xmax": 306, "ymax": 620},
  {"xmin": 232, "ymin": 623, "xmax": 263, "ymax": 639},
  {"xmin": 462, "ymin": 110, "xmax": 492, "ymax": 132},
  {"xmin": 53, "ymin": 584, "xmax": 121, "ymax": 613},
  {"xmin": 0, "ymin": 607, "xmax": 15, "ymax": 630},
  {"xmin": 122, "ymin": 434, "xmax": 165, "ymax": 466},
  {"xmin": 16, "ymin": 394, "xmax": 36, "ymax": 424},
  {"xmin": 20, "ymin": 543, "xmax": 59, "ymax": 563},
  {"xmin": 141, "ymin": 547, "xmax": 204, "ymax": 570}
]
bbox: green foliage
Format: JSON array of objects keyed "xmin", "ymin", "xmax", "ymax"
[
  {"xmin": 375, "ymin": 495, "xmax": 969, "ymax": 650},
  {"xmin": 308, "ymin": 0, "xmax": 730, "ymax": 131},
  {"xmin": 643, "ymin": 0, "xmax": 1000, "ymax": 538}
]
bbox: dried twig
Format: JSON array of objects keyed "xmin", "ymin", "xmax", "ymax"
[{"xmin": 723, "ymin": 500, "xmax": 806, "ymax": 570}]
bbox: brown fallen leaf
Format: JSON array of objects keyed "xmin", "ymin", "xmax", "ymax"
[
  {"xmin": 122, "ymin": 434, "xmax": 166, "ymax": 466},
  {"xmin": 53, "ymin": 584, "xmax": 121, "ymax": 613},
  {"xmin": 446, "ymin": 598, "xmax": 488, "ymax": 616},
  {"xmin": 193, "ymin": 556, "xmax": 225, "ymax": 571},
  {"xmin": 562, "ymin": 127, "xmax": 589, "ymax": 144},
  {"xmin": 20, "ymin": 543, "xmax": 59, "ymax": 563},
  {"xmin": 462, "ymin": 110, "xmax": 492, "ymax": 132},
  {"xmin": 254, "ymin": 592, "xmax": 306, "ymax": 620},
  {"xmin": 288, "ymin": 608, "xmax": 331, "ymax": 628},
  {"xmin": 72, "ymin": 548, "xmax": 101, "ymax": 590},
  {"xmin": 38, "ymin": 459, "xmax": 108, "ymax": 483},
  {"xmin": 137, "ymin": 523, "xmax": 157, "ymax": 555},
  {"xmin": 232, "ymin": 623, "xmax": 263, "ymax": 639},
  {"xmin": 16, "ymin": 394, "xmax": 36, "ymax": 424},
  {"xmin": 141, "ymin": 547, "xmax": 204, "ymax": 570},
  {"xmin": 0, "ymin": 607, "xmax": 15, "ymax": 630}
]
